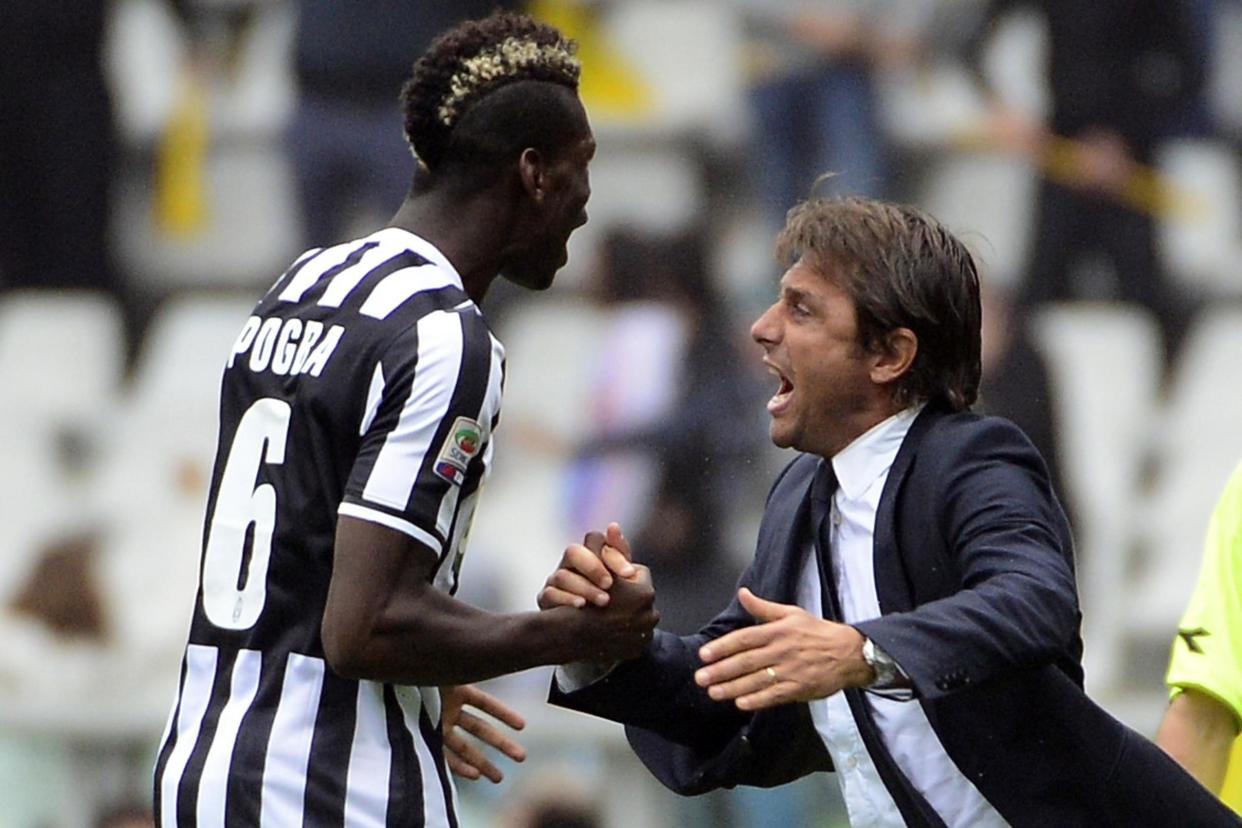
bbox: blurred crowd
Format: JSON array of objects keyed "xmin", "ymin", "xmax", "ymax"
[{"xmin": 1, "ymin": 0, "xmax": 1241, "ymax": 825}]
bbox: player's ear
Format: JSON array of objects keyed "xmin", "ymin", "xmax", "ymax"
[{"xmin": 517, "ymin": 147, "xmax": 547, "ymax": 204}]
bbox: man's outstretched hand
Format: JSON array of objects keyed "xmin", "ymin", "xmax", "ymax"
[{"xmin": 693, "ymin": 588, "xmax": 874, "ymax": 711}]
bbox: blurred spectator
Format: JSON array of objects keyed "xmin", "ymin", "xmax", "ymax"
[
  {"xmin": 501, "ymin": 770, "xmax": 602, "ymax": 828},
  {"xmin": 734, "ymin": 1, "xmax": 928, "ymax": 230},
  {"xmin": 566, "ymin": 228, "xmax": 766, "ymax": 634},
  {"xmin": 288, "ymin": 0, "xmax": 518, "ymax": 248},
  {"xmin": 963, "ymin": 0, "xmax": 1206, "ymax": 359},
  {"xmin": 0, "ymin": 1, "xmax": 193, "ymax": 322},
  {"xmin": 96, "ymin": 801, "xmax": 154, "ymax": 828},
  {"xmin": 0, "ymin": 1, "xmax": 124, "ymax": 298}
]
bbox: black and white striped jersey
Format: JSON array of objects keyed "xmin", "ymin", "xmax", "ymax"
[{"xmin": 155, "ymin": 228, "xmax": 504, "ymax": 827}]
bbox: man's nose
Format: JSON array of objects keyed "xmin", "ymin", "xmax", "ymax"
[{"xmin": 751, "ymin": 305, "xmax": 777, "ymax": 345}]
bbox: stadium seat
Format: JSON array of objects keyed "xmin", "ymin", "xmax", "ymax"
[
  {"xmin": 1031, "ymin": 302, "xmax": 1163, "ymax": 691},
  {"xmin": 0, "ymin": 289, "xmax": 126, "ymax": 423},
  {"xmin": 1157, "ymin": 139, "xmax": 1242, "ymax": 298},
  {"xmin": 1128, "ymin": 304, "xmax": 1242, "ymax": 640},
  {"xmin": 0, "ymin": 290, "xmax": 125, "ymax": 600},
  {"xmin": 595, "ymin": 0, "xmax": 745, "ymax": 144}
]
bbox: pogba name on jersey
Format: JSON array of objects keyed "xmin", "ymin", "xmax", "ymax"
[{"xmin": 228, "ymin": 315, "xmax": 345, "ymax": 377}]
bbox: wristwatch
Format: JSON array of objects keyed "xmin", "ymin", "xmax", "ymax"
[{"xmin": 861, "ymin": 637, "xmax": 901, "ymax": 688}]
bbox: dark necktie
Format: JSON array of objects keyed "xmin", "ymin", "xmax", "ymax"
[{"xmin": 810, "ymin": 460, "xmax": 947, "ymax": 828}]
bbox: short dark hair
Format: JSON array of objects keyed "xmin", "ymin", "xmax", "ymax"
[
  {"xmin": 776, "ymin": 197, "xmax": 982, "ymax": 411},
  {"xmin": 401, "ymin": 12, "xmax": 583, "ymax": 188}
]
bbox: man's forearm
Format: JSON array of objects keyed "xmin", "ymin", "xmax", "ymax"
[{"xmin": 1156, "ymin": 688, "xmax": 1239, "ymax": 793}]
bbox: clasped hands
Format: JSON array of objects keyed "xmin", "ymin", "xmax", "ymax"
[
  {"xmin": 439, "ymin": 524, "xmax": 659, "ymax": 785},
  {"xmin": 538, "ymin": 523, "xmax": 876, "ymax": 711}
]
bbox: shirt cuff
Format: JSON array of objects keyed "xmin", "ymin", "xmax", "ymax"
[{"xmin": 554, "ymin": 660, "xmax": 618, "ymax": 693}]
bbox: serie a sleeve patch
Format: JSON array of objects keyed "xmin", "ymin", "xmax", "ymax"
[{"xmin": 433, "ymin": 416, "xmax": 483, "ymax": 486}]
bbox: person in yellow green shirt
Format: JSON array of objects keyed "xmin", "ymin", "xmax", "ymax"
[{"xmin": 1157, "ymin": 459, "xmax": 1242, "ymax": 812}]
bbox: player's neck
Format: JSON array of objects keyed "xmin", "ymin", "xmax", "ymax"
[{"xmin": 389, "ymin": 193, "xmax": 506, "ymax": 303}]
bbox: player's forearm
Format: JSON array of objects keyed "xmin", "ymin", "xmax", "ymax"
[
  {"xmin": 325, "ymin": 595, "xmax": 581, "ymax": 685},
  {"xmin": 1156, "ymin": 689, "xmax": 1239, "ymax": 793},
  {"xmin": 324, "ymin": 587, "xmax": 599, "ymax": 686}
]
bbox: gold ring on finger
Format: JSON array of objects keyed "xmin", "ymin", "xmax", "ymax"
[{"xmin": 765, "ymin": 666, "xmax": 778, "ymax": 684}]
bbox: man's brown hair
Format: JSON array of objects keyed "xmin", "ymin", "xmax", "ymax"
[{"xmin": 777, "ymin": 197, "xmax": 982, "ymax": 411}]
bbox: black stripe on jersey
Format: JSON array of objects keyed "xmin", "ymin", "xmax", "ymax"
[
  {"xmin": 225, "ymin": 653, "xmax": 282, "ymax": 825},
  {"xmin": 153, "ymin": 655, "xmax": 191, "ymax": 824},
  {"xmin": 404, "ymin": 307, "xmax": 492, "ymax": 562},
  {"xmin": 296, "ymin": 241, "xmax": 380, "ymax": 306},
  {"xmin": 334, "ymin": 250, "xmax": 429, "ymax": 313},
  {"xmin": 384, "ymin": 687, "xmax": 423, "ymax": 827},
  {"xmin": 303, "ymin": 672, "xmax": 357, "ymax": 825},
  {"xmin": 177, "ymin": 648, "xmax": 239, "ymax": 827},
  {"xmin": 419, "ymin": 705, "xmax": 459, "ymax": 828},
  {"xmin": 397, "ymin": 284, "xmax": 471, "ymax": 320}
]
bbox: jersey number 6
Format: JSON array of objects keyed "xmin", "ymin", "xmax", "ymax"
[{"xmin": 202, "ymin": 398, "xmax": 292, "ymax": 630}]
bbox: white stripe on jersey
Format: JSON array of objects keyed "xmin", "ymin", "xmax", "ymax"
[
  {"xmin": 338, "ymin": 502, "xmax": 443, "ymax": 554},
  {"xmin": 318, "ymin": 243, "xmax": 405, "ymax": 308},
  {"xmin": 160, "ymin": 645, "xmax": 219, "ymax": 828},
  {"xmin": 360, "ymin": 363, "xmax": 386, "ymax": 436},
  {"xmin": 398, "ymin": 687, "xmax": 453, "ymax": 827},
  {"xmin": 360, "ymin": 264, "xmax": 455, "ymax": 320},
  {"xmin": 343, "ymin": 681, "xmax": 393, "ymax": 827},
  {"xmin": 260, "ymin": 653, "xmax": 325, "ymax": 828},
  {"xmin": 198, "ymin": 650, "xmax": 262, "ymax": 826},
  {"xmin": 362, "ymin": 310, "xmax": 464, "ymax": 512},
  {"xmin": 278, "ymin": 241, "xmax": 366, "ymax": 303}
]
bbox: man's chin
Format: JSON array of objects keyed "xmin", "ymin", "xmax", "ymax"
[{"xmin": 768, "ymin": 422, "xmax": 796, "ymax": 450}]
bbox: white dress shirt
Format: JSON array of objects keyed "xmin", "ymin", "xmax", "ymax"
[{"xmin": 805, "ymin": 406, "xmax": 1008, "ymax": 827}]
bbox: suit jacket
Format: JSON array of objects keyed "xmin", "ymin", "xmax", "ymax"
[{"xmin": 552, "ymin": 403, "xmax": 1240, "ymax": 827}]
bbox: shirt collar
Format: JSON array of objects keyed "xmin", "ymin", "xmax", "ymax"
[
  {"xmin": 373, "ymin": 227, "xmax": 465, "ymax": 291},
  {"xmin": 831, "ymin": 404, "xmax": 924, "ymax": 500}
]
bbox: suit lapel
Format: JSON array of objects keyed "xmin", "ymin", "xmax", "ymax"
[
  {"xmin": 754, "ymin": 455, "xmax": 817, "ymax": 606},
  {"xmin": 872, "ymin": 403, "xmax": 945, "ymax": 615}
]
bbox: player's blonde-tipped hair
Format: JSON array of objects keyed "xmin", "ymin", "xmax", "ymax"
[
  {"xmin": 402, "ymin": 12, "xmax": 581, "ymax": 171},
  {"xmin": 437, "ymin": 36, "xmax": 579, "ymax": 128}
]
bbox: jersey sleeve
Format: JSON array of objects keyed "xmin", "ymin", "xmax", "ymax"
[
  {"xmin": 338, "ymin": 307, "xmax": 500, "ymax": 557},
  {"xmin": 1166, "ymin": 460, "xmax": 1242, "ymax": 725}
]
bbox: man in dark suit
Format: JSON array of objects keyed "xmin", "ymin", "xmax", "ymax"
[{"xmin": 537, "ymin": 197, "xmax": 1239, "ymax": 826}]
